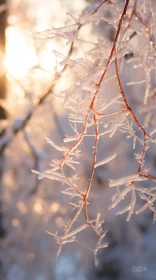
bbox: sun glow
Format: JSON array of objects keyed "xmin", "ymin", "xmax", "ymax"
[
  {"xmin": 4, "ymin": 27, "xmax": 38, "ymax": 79},
  {"xmin": 4, "ymin": 26, "xmax": 57, "ymax": 79}
]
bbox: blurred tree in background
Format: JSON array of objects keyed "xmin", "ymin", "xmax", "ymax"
[{"xmin": 0, "ymin": 0, "xmax": 7, "ymax": 99}]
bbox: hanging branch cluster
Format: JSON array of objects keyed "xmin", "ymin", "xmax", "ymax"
[{"xmin": 33, "ymin": 0, "xmax": 156, "ymax": 265}]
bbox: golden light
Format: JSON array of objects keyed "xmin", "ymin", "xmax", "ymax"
[
  {"xmin": 4, "ymin": 26, "xmax": 38, "ymax": 79},
  {"xmin": 33, "ymin": 202, "xmax": 43, "ymax": 214},
  {"xmin": 4, "ymin": 26, "xmax": 57, "ymax": 79},
  {"xmin": 50, "ymin": 202, "xmax": 60, "ymax": 213}
]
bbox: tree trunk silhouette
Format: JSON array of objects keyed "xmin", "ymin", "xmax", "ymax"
[
  {"xmin": 0, "ymin": 1, "xmax": 7, "ymax": 278},
  {"xmin": 0, "ymin": 0, "xmax": 7, "ymax": 119}
]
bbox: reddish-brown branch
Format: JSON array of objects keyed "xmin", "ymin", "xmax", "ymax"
[
  {"xmin": 61, "ymin": 166, "xmax": 84, "ymax": 197},
  {"xmin": 82, "ymin": 113, "xmax": 99, "ymax": 236},
  {"xmin": 115, "ymin": 54, "xmax": 153, "ymax": 140},
  {"xmin": 122, "ymin": 0, "xmax": 137, "ymax": 36},
  {"xmin": 85, "ymin": 114, "xmax": 99, "ymax": 198},
  {"xmin": 55, "ymin": 0, "xmax": 130, "ymax": 172},
  {"xmin": 46, "ymin": 0, "xmax": 156, "ymax": 260},
  {"xmin": 59, "ymin": 112, "xmax": 90, "ymax": 168},
  {"xmin": 92, "ymin": 0, "xmax": 109, "ymax": 15},
  {"xmin": 55, "ymin": 1, "xmax": 131, "ymax": 230},
  {"xmin": 139, "ymin": 172, "xmax": 156, "ymax": 181},
  {"xmin": 114, "ymin": 50, "xmax": 155, "ymax": 177},
  {"xmin": 90, "ymin": 0, "xmax": 130, "ymax": 109}
]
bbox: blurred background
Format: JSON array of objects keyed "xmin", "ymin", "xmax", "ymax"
[{"xmin": 0, "ymin": 0, "xmax": 156, "ymax": 279}]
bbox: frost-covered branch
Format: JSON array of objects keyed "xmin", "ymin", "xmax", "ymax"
[{"xmin": 32, "ymin": 0, "xmax": 156, "ymax": 265}]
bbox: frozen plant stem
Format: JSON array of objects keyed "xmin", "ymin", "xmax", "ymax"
[{"xmin": 34, "ymin": 0, "xmax": 156, "ymax": 264}]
